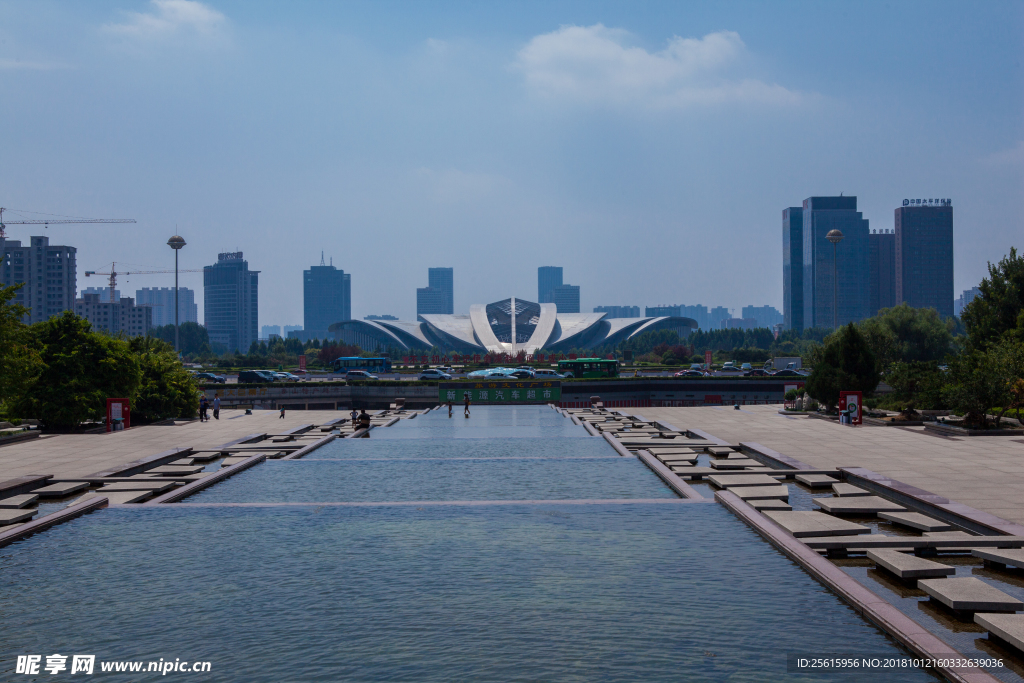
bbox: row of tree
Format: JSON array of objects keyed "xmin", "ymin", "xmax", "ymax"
[
  {"xmin": 1, "ymin": 284, "xmax": 199, "ymax": 430},
  {"xmin": 805, "ymin": 248, "xmax": 1024, "ymax": 427}
]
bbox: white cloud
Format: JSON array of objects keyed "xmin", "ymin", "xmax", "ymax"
[
  {"xmin": 104, "ymin": 0, "xmax": 226, "ymax": 39},
  {"xmin": 515, "ymin": 24, "xmax": 802, "ymax": 108}
]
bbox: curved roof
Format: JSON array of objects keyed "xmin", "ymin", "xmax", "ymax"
[{"xmin": 327, "ymin": 300, "xmax": 697, "ymax": 354}]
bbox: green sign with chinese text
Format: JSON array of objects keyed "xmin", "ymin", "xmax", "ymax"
[{"xmin": 439, "ymin": 381, "xmax": 561, "ymax": 404}]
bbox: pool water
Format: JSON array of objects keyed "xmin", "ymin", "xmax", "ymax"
[{"xmin": 0, "ymin": 406, "xmax": 939, "ymax": 682}]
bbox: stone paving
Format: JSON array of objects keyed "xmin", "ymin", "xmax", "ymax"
[
  {"xmin": 642, "ymin": 404, "xmax": 1024, "ymax": 525},
  {"xmin": 0, "ymin": 409, "xmax": 343, "ymax": 481}
]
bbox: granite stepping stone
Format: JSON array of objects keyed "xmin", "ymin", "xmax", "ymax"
[
  {"xmin": 709, "ymin": 459, "xmax": 760, "ymax": 470},
  {"xmin": 831, "ymin": 483, "xmax": 870, "ymax": 497},
  {"xmin": 975, "ymin": 613, "xmax": 1024, "ymax": 651},
  {"xmin": 32, "ymin": 482, "xmax": 89, "ymax": 498},
  {"xmin": 764, "ymin": 511, "xmax": 871, "ymax": 537},
  {"xmin": 750, "ymin": 499, "xmax": 792, "ymax": 512},
  {"xmin": 867, "ymin": 549, "xmax": 955, "ymax": 580},
  {"xmin": 707, "ymin": 474, "xmax": 780, "ymax": 488},
  {"xmin": 733, "ymin": 485, "xmax": 790, "ymax": 501},
  {"xmin": 0, "ymin": 508, "xmax": 37, "ymax": 525},
  {"xmin": 0, "ymin": 494, "xmax": 39, "ymax": 509},
  {"xmin": 879, "ymin": 512, "xmax": 953, "ymax": 532},
  {"xmin": 972, "ymin": 549, "xmax": 1024, "ymax": 569},
  {"xmin": 812, "ymin": 496, "xmax": 906, "ymax": 515},
  {"xmin": 794, "ymin": 473, "xmax": 838, "ymax": 488},
  {"xmin": 919, "ymin": 577, "xmax": 1024, "ymax": 613}
]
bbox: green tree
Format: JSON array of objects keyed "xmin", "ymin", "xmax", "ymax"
[
  {"xmin": 805, "ymin": 323, "xmax": 880, "ymax": 410},
  {"xmin": 13, "ymin": 312, "xmax": 142, "ymax": 429},
  {"xmin": 0, "ymin": 283, "xmax": 41, "ymax": 412},
  {"xmin": 150, "ymin": 322, "xmax": 211, "ymax": 357},
  {"xmin": 858, "ymin": 303, "xmax": 954, "ymax": 369},
  {"xmin": 129, "ymin": 336, "xmax": 200, "ymax": 422},
  {"xmin": 962, "ymin": 247, "xmax": 1024, "ymax": 349},
  {"xmin": 886, "ymin": 361, "xmax": 945, "ymax": 410},
  {"xmin": 943, "ymin": 349, "xmax": 1009, "ymax": 428}
]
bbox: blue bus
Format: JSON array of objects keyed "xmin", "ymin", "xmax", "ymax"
[{"xmin": 332, "ymin": 356, "xmax": 392, "ymax": 374}]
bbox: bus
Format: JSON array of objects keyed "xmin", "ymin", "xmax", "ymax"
[
  {"xmin": 557, "ymin": 358, "xmax": 618, "ymax": 379},
  {"xmin": 332, "ymin": 357, "xmax": 392, "ymax": 374}
]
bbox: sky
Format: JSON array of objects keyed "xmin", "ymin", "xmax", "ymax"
[{"xmin": 1, "ymin": 0, "xmax": 1021, "ymax": 327}]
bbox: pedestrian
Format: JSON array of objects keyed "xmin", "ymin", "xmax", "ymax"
[
  {"xmin": 357, "ymin": 409, "xmax": 371, "ymax": 430},
  {"xmin": 447, "ymin": 401, "xmax": 453, "ymax": 418},
  {"xmin": 213, "ymin": 395, "xmax": 221, "ymax": 420},
  {"xmin": 350, "ymin": 406, "xmax": 359, "ymax": 423},
  {"xmin": 463, "ymin": 392, "xmax": 471, "ymax": 417},
  {"xmin": 279, "ymin": 404, "xmax": 286, "ymax": 419},
  {"xmin": 199, "ymin": 396, "xmax": 208, "ymax": 422}
]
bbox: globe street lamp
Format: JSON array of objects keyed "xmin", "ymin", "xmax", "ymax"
[
  {"xmin": 167, "ymin": 235, "xmax": 186, "ymax": 354},
  {"xmin": 826, "ymin": 229, "xmax": 844, "ymax": 330}
]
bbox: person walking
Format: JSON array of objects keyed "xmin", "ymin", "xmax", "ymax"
[
  {"xmin": 463, "ymin": 392, "xmax": 471, "ymax": 417},
  {"xmin": 350, "ymin": 407, "xmax": 359, "ymax": 424},
  {"xmin": 213, "ymin": 396, "xmax": 221, "ymax": 420},
  {"xmin": 199, "ymin": 396, "xmax": 208, "ymax": 422},
  {"xmin": 447, "ymin": 401, "xmax": 453, "ymax": 418},
  {"xmin": 279, "ymin": 404, "xmax": 286, "ymax": 419}
]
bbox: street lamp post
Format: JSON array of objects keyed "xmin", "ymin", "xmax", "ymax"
[
  {"xmin": 826, "ymin": 229, "xmax": 844, "ymax": 330},
  {"xmin": 167, "ymin": 235, "xmax": 186, "ymax": 354}
]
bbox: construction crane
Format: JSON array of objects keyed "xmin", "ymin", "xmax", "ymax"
[
  {"xmin": 84, "ymin": 263, "xmax": 204, "ymax": 303},
  {"xmin": 0, "ymin": 207, "xmax": 136, "ymax": 240}
]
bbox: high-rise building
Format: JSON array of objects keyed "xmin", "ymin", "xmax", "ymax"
[
  {"xmin": 538, "ymin": 266, "xmax": 562, "ymax": 304},
  {"xmin": 802, "ymin": 196, "xmax": 870, "ymax": 329},
  {"xmin": 283, "ymin": 325, "xmax": 302, "ymax": 335},
  {"xmin": 204, "ymin": 252, "xmax": 259, "ymax": 352},
  {"xmin": 364, "ymin": 314, "xmax": 398, "ymax": 321},
  {"xmin": 83, "ymin": 286, "xmax": 121, "ymax": 303},
  {"xmin": 551, "ymin": 284, "xmax": 580, "ymax": 313},
  {"xmin": 955, "ymin": 287, "xmax": 981, "ymax": 318},
  {"xmin": 646, "ymin": 305, "xmax": 681, "ymax": 318},
  {"xmin": 304, "ymin": 259, "xmax": 351, "ymax": 339},
  {"xmin": 594, "ymin": 305, "xmax": 640, "ymax": 318},
  {"xmin": 708, "ymin": 306, "xmax": 731, "ymax": 329},
  {"xmin": 782, "ymin": 206, "xmax": 804, "ymax": 331},
  {"xmin": 0, "ymin": 235, "xmax": 77, "ymax": 324},
  {"xmin": 869, "ymin": 229, "xmax": 896, "ymax": 316},
  {"xmin": 261, "ymin": 325, "xmax": 281, "ymax": 339},
  {"xmin": 417, "ymin": 267, "xmax": 454, "ymax": 316},
  {"xmin": 135, "ymin": 287, "xmax": 198, "ymax": 328},
  {"xmin": 895, "ymin": 199, "xmax": 954, "ymax": 318},
  {"xmin": 741, "ymin": 305, "xmax": 783, "ymax": 329},
  {"xmin": 74, "ymin": 293, "xmax": 152, "ymax": 337},
  {"xmin": 723, "ymin": 318, "xmax": 757, "ymax": 330}
]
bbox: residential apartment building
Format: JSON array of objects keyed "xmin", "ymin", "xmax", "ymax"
[
  {"xmin": 74, "ymin": 293, "xmax": 152, "ymax": 337},
  {"xmin": 0, "ymin": 235, "xmax": 77, "ymax": 323}
]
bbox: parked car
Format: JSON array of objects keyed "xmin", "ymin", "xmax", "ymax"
[
  {"xmin": 419, "ymin": 368, "xmax": 452, "ymax": 381},
  {"xmin": 740, "ymin": 363, "xmax": 752, "ymax": 371},
  {"xmin": 467, "ymin": 367, "xmax": 515, "ymax": 379},
  {"xmin": 238, "ymin": 370, "xmax": 277, "ymax": 383},
  {"xmin": 771, "ymin": 369, "xmax": 803, "ymax": 377},
  {"xmin": 344, "ymin": 370, "xmax": 379, "ymax": 381},
  {"xmin": 195, "ymin": 372, "xmax": 226, "ymax": 384},
  {"xmin": 715, "ymin": 366, "xmax": 746, "ymax": 376},
  {"xmin": 747, "ymin": 369, "xmax": 769, "ymax": 376},
  {"xmin": 533, "ymin": 369, "xmax": 565, "ymax": 379},
  {"xmin": 275, "ymin": 372, "xmax": 302, "ymax": 381},
  {"xmin": 509, "ymin": 369, "xmax": 535, "ymax": 379},
  {"xmin": 689, "ymin": 363, "xmax": 704, "ymax": 371},
  {"xmin": 673, "ymin": 369, "xmax": 702, "ymax": 377}
]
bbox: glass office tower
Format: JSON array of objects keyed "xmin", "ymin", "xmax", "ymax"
[
  {"xmin": 801, "ymin": 196, "xmax": 870, "ymax": 329},
  {"xmin": 782, "ymin": 206, "xmax": 804, "ymax": 331},
  {"xmin": 895, "ymin": 202, "xmax": 953, "ymax": 318}
]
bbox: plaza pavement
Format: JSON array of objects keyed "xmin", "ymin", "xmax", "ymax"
[
  {"xmin": 0, "ymin": 409, "xmax": 343, "ymax": 481},
  {"xmin": 643, "ymin": 404, "xmax": 1024, "ymax": 525}
]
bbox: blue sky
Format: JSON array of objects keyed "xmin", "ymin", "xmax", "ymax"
[{"xmin": 1, "ymin": 0, "xmax": 1021, "ymax": 326}]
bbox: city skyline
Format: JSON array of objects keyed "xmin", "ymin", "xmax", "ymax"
[{"xmin": 0, "ymin": 1, "xmax": 1020, "ymax": 323}]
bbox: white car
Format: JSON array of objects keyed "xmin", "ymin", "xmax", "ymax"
[
  {"xmin": 419, "ymin": 368, "xmax": 453, "ymax": 381},
  {"xmin": 533, "ymin": 369, "xmax": 565, "ymax": 379}
]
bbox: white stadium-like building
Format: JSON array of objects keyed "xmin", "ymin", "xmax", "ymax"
[{"xmin": 329, "ymin": 297, "xmax": 697, "ymax": 354}]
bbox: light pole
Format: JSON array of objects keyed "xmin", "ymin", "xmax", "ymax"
[
  {"xmin": 167, "ymin": 235, "xmax": 186, "ymax": 354},
  {"xmin": 826, "ymin": 229, "xmax": 844, "ymax": 330}
]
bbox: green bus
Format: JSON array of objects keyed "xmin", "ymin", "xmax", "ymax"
[{"xmin": 557, "ymin": 358, "xmax": 618, "ymax": 379}]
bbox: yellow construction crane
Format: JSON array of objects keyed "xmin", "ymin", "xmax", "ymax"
[
  {"xmin": 0, "ymin": 207, "xmax": 136, "ymax": 240},
  {"xmin": 84, "ymin": 262, "xmax": 203, "ymax": 303}
]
